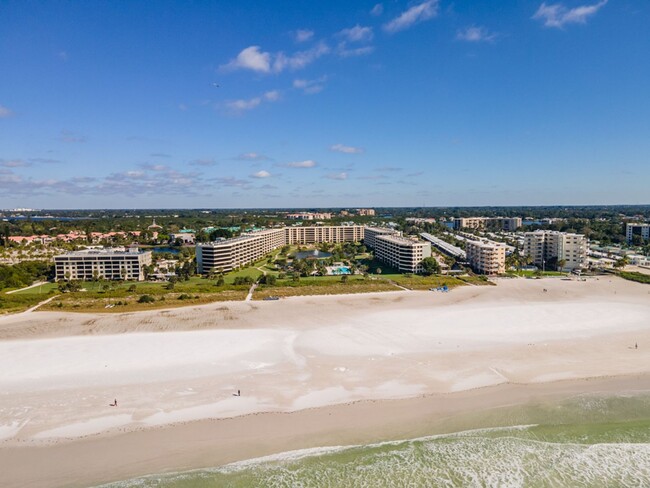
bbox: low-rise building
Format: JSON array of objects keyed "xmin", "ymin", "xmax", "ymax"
[
  {"xmin": 54, "ymin": 248, "xmax": 152, "ymax": 281},
  {"xmin": 454, "ymin": 217, "xmax": 522, "ymax": 231},
  {"xmin": 286, "ymin": 212, "xmax": 333, "ymax": 220},
  {"xmin": 356, "ymin": 208, "xmax": 376, "ymax": 216},
  {"xmin": 466, "ymin": 239, "xmax": 506, "ymax": 275}
]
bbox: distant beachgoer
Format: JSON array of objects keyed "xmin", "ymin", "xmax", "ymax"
[
  {"xmin": 636, "ymin": 343, "xmax": 638, "ymax": 349},
  {"xmin": 238, "ymin": 390, "xmax": 241, "ymax": 396}
]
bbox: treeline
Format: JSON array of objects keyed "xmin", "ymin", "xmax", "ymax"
[{"xmin": 0, "ymin": 261, "xmax": 54, "ymax": 290}]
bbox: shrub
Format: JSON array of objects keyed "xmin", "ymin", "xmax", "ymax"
[{"xmin": 138, "ymin": 295, "xmax": 155, "ymax": 303}]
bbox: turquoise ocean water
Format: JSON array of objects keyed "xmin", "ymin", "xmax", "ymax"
[{"xmin": 100, "ymin": 394, "xmax": 650, "ymax": 487}]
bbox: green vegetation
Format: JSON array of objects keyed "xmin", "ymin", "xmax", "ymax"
[
  {"xmin": 618, "ymin": 271, "xmax": 650, "ymax": 285},
  {"xmin": 385, "ymin": 274, "xmax": 467, "ymax": 290},
  {"xmin": 0, "ymin": 261, "xmax": 53, "ymax": 290},
  {"xmin": 254, "ymin": 275, "xmax": 397, "ymax": 299}
]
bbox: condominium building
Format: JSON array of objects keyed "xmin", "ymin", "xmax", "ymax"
[
  {"xmin": 626, "ymin": 223, "xmax": 650, "ymax": 243},
  {"xmin": 523, "ymin": 230, "xmax": 587, "ymax": 271},
  {"xmin": 466, "ymin": 239, "xmax": 506, "ymax": 275},
  {"xmin": 370, "ymin": 234, "xmax": 432, "ymax": 274},
  {"xmin": 284, "ymin": 225, "xmax": 364, "ymax": 245},
  {"xmin": 356, "ymin": 208, "xmax": 376, "ymax": 216},
  {"xmin": 363, "ymin": 226, "xmax": 400, "ymax": 249},
  {"xmin": 196, "ymin": 229, "xmax": 285, "ymax": 274},
  {"xmin": 453, "ymin": 217, "xmax": 522, "ymax": 231},
  {"xmin": 54, "ymin": 248, "xmax": 153, "ymax": 281},
  {"xmin": 286, "ymin": 212, "xmax": 332, "ymax": 220}
]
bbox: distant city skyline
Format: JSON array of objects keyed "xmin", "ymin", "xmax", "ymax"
[{"xmin": 1, "ymin": 0, "xmax": 649, "ymax": 208}]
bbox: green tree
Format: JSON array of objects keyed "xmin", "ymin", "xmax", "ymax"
[{"xmin": 420, "ymin": 257, "xmax": 441, "ymax": 276}]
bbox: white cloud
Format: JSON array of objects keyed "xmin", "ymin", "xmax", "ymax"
[
  {"xmin": 284, "ymin": 160, "xmax": 317, "ymax": 168},
  {"xmin": 338, "ymin": 25, "xmax": 373, "ymax": 43},
  {"xmin": 57, "ymin": 51, "xmax": 68, "ymax": 61},
  {"xmin": 533, "ymin": 1, "xmax": 608, "ymax": 28},
  {"xmin": 222, "ymin": 46, "xmax": 271, "ymax": 73},
  {"xmin": 371, "ymin": 4, "xmax": 384, "ymax": 16},
  {"xmin": 251, "ymin": 170, "xmax": 271, "ymax": 178},
  {"xmin": 0, "ymin": 105, "xmax": 14, "ymax": 118},
  {"xmin": 325, "ymin": 172, "xmax": 348, "ymax": 180},
  {"xmin": 0, "ymin": 159, "xmax": 30, "ymax": 168},
  {"xmin": 295, "ymin": 29, "xmax": 314, "ymax": 43},
  {"xmin": 236, "ymin": 152, "xmax": 270, "ymax": 161},
  {"xmin": 456, "ymin": 26, "xmax": 497, "ymax": 42},
  {"xmin": 338, "ymin": 46, "xmax": 375, "ymax": 58},
  {"xmin": 383, "ymin": 0, "xmax": 439, "ymax": 33},
  {"xmin": 330, "ymin": 144, "xmax": 363, "ymax": 154},
  {"xmin": 226, "ymin": 97, "xmax": 262, "ymax": 112},
  {"xmin": 264, "ymin": 90, "xmax": 280, "ymax": 101},
  {"xmin": 293, "ymin": 77, "xmax": 327, "ymax": 94},
  {"xmin": 225, "ymin": 90, "xmax": 280, "ymax": 113},
  {"xmin": 273, "ymin": 42, "xmax": 330, "ymax": 72}
]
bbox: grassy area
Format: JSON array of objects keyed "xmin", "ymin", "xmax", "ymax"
[
  {"xmin": 0, "ymin": 292, "xmax": 55, "ymax": 314},
  {"xmin": 618, "ymin": 271, "xmax": 650, "ymax": 285},
  {"xmin": 506, "ymin": 270, "xmax": 565, "ymax": 278},
  {"xmin": 9, "ymin": 282, "xmax": 60, "ymax": 295},
  {"xmin": 254, "ymin": 275, "xmax": 398, "ymax": 299},
  {"xmin": 385, "ymin": 274, "xmax": 469, "ymax": 290},
  {"xmin": 456, "ymin": 275, "xmax": 497, "ymax": 286},
  {"xmin": 40, "ymin": 288, "xmax": 248, "ymax": 313}
]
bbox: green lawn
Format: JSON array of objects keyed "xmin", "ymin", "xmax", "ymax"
[
  {"xmin": 507, "ymin": 270, "xmax": 565, "ymax": 278},
  {"xmin": 9, "ymin": 282, "xmax": 59, "ymax": 295}
]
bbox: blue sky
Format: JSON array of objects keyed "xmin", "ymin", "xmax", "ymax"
[{"xmin": 1, "ymin": 0, "xmax": 648, "ymax": 209}]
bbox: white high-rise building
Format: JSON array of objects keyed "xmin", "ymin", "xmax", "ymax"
[
  {"xmin": 523, "ymin": 230, "xmax": 587, "ymax": 271},
  {"xmin": 626, "ymin": 223, "xmax": 650, "ymax": 243},
  {"xmin": 466, "ymin": 239, "xmax": 506, "ymax": 275}
]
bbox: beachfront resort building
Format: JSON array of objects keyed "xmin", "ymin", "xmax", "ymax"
[
  {"xmin": 285, "ymin": 225, "xmax": 364, "ymax": 245},
  {"xmin": 465, "ymin": 239, "xmax": 506, "ymax": 275},
  {"xmin": 286, "ymin": 212, "xmax": 333, "ymax": 220},
  {"xmin": 363, "ymin": 226, "xmax": 400, "ymax": 249},
  {"xmin": 196, "ymin": 228, "xmax": 285, "ymax": 274},
  {"xmin": 453, "ymin": 217, "xmax": 522, "ymax": 231},
  {"xmin": 197, "ymin": 225, "xmax": 431, "ymax": 275},
  {"xmin": 523, "ymin": 230, "xmax": 587, "ymax": 271},
  {"xmin": 626, "ymin": 223, "xmax": 650, "ymax": 243},
  {"xmin": 54, "ymin": 248, "xmax": 153, "ymax": 281},
  {"xmin": 370, "ymin": 234, "xmax": 432, "ymax": 274}
]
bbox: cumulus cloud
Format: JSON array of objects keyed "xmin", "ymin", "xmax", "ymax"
[
  {"xmin": 371, "ymin": 4, "xmax": 384, "ymax": 16},
  {"xmin": 0, "ymin": 105, "xmax": 13, "ymax": 118},
  {"xmin": 273, "ymin": 42, "xmax": 330, "ymax": 72},
  {"xmin": 251, "ymin": 170, "xmax": 271, "ymax": 178},
  {"xmin": 336, "ymin": 25, "xmax": 374, "ymax": 58},
  {"xmin": 283, "ymin": 160, "xmax": 317, "ymax": 168},
  {"xmin": 456, "ymin": 26, "xmax": 497, "ymax": 42},
  {"xmin": 383, "ymin": 0, "xmax": 439, "ymax": 33},
  {"xmin": 295, "ymin": 29, "xmax": 314, "ymax": 43},
  {"xmin": 225, "ymin": 90, "xmax": 281, "ymax": 113},
  {"xmin": 224, "ymin": 41, "xmax": 330, "ymax": 75},
  {"xmin": 222, "ymin": 46, "xmax": 271, "ymax": 73},
  {"xmin": 264, "ymin": 90, "xmax": 280, "ymax": 101},
  {"xmin": 330, "ymin": 144, "xmax": 363, "ymax": 154},
  {"xmin": 293, "ymin": 77, "xmax": 327, "ymax": 94},
  {"xmin": 236, "ymin": 152, "xmax": 271, "ymax": 161},
  {"xmin": 338, "ymin": 46, "xmax": 375, "ymax": 58},
  {"xmin": 338, "ymin": 25, "xmax": 374, "ymax": 43},
  {"xmin": 325, "ymin": 172, "xmax": 348, "ymax": 180},
  {"xmin": 533, "ymin": 0, "xmax": 608, "ymax": 28}
]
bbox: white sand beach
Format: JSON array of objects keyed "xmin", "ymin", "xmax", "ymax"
[{"xmin": 0, "ymin": 276, "xmax": 649, "ymax": 487}]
